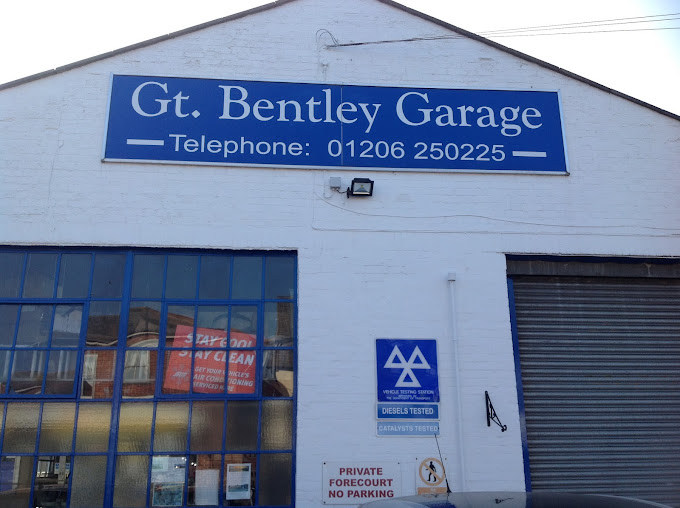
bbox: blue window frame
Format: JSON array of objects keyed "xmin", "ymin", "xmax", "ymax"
[{"xmin": 0, "ymin": 247, "xmax": 297, "ymax": 507}]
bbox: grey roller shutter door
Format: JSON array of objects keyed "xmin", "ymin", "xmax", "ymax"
[{"xmin": 511, "ymin": 276, "xmax": 680, "ymax": 507}]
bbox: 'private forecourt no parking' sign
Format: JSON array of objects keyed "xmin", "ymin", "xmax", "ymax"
[{"xmin": 104, "ymin": 75, "xmax": 568, "ymax": 174}]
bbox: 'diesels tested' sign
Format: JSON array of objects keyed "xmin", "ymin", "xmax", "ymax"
[{"xmin": 104, "ymin": 75, "xmax": 568, "ymax": 173}]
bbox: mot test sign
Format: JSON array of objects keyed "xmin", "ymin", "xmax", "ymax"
[
  {"xmin": 104, "ymin": 75, "xmax": 568, "ymax": 173},
  {"xmin": 322, "ymin": 462, "xmax": 401, "ymax": 504}
]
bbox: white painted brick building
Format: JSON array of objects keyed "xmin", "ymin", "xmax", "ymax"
[{"xmin": 1, "ymin": 1, "xmax": 679, "ymax": 507}]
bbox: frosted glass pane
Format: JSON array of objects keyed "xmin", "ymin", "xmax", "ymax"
[
  {"xmin": 261, "ymin": 400, "xmax": 293, "ymax": 450},
  {"xmin": 113, "ymin": 455, "xmax": 149, "ymax": 508},
  {"xmin": 118, "ymin": 402, "xmax": 153, "ymax": 452},
  {"xmin": 3, "ymin": 402, "xmax": 39, "ymax": 453},
  {"xmin": 75, "ymin": 403, "xmax": 111, "ymax": 453},
  {"xmin": 39, "ymin": 402, "xmax": 75, "ymax": 453},
  {"xmin": 190, "ymin": 401, "xmax": 224, "ymax": 452},
  {"xmin": 258, "ymin": 453, "xmax": 292, "ymax": 505},
  {"xmin": 154, "ymin": 402, "xmax": 189, "ymax": 452},
  {"xmin": 70, "ymin": 455, "xmax": 107, "ymax": 508},
  {"xmin": 225, "ymin": 401, "xmax": 258, "ymax": 451}
]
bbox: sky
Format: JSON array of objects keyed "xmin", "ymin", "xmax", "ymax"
[{"xmin": 1, "ymin": 0, "xmax": 678, "ymax": 115}]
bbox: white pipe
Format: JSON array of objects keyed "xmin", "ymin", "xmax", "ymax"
[{"xmin": 447, "ymin": 273, "xmax": 466, "ymax": 490}]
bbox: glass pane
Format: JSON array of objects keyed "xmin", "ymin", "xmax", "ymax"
[
  {"xmin": 261, "ymin": 400, "xmax": 293, "ymax": 450},
  {"xmin": 0, "ymin": 351, "xmax": 9, "ymax": 393},
  {"xmin": 258, "ymin": 453, "xmax": 292, "ymax": 505},
  {"xmin": 188, "ymin": 454, "xmax": 221, "ymax": 506},
  {"xmin": 91, "ymin": 253, "xmax": 125, "ymax": 298},
  {"xmin": 225, "ymin": 401, "xmax": 258, "ymax": 451},
  {"xmin": 16, "ymin": 305, "xmax": 52, "ymax": 347},
  {"xmin": 166, "ymin": 306, "xmax": 194, "ymax": 348},
  {"xmin": 154, "ymin": 402, "xmax": 189, "ymax": 453},
  {"xmin": 194, "ymin": 350, "xmax": 227, "ymax": 395},
  {"xmin": 128, "ymin": 301, "xmax": 161, "ymax": 346},
  {"xmin": 0, "ymin": 252, "xmax": 24, "ymax": 298},
  {"xmin": 113, "ymin": 455, "xmax": 149, "ymax": 508},
  {"xmin": 227, "ymin": 350, "xmax": 256, "ymax": 395},
  {"xmin": 39, "ymin": 402, "xmax": 75, "ymax": 453},
  {"xmin": 199, "ymin": 255, "xmax": 230, "ymax": 299},
  {"xmin": 52, "ymin": 304, "xmax": 83, "ymax": 346},
  {"xmin": 190, "ymin": 402, "xmax": 224, "ymax": 452},
  {"xmin": 232, "ymin": 257, "xmax": 262, "ymax": 300},
  {"xmin": 10, "ymin": 350, "xmax": 45, "ymax": 394},
  {"xmin": 118, "ymin": 402, "xmax": 153, "ymax": 452},
  {"xmin": 196, "ymin": 306, "xmax": 229, "ymax": 337},
  {"xmin": 86, "ymin": 301, "xmax": 121, "ymax": 347},
  {"xmin": 224, "ymin": 455, "xmax": 256, "ymax": 506},
  {"xmin": 123, "ymin": 349, "xmax": 156, "ymax": 398},
  {"xmin": 264, "ymin": 302, "xmax": 294, "ymax": 347},
  {"xmin": 70, "ymin": 455, "xmax": 107, "ymax": 508},
  {"xmin": 151, "ymin": 455, "xmax": 186, "ymax": 507},
  {"xmin": 45, "ymin": 349, "xmax": 77, "ymax": 394},
  {"xmin": 166, "ymin": 255, "xmax": 198, "ymax": 299},
  {"xmin": 34, "ymin": 456, "xmax": 70, "ymax": 508},
  {"xmin": 75, "ymin": 402, "xmax": 112, "ymax": 452},
  {"xmin": 0, "ymin": 304, "xmax": 19, "ymax": 346},
  {"xmin": 0, "ymin": 455, "xmax": 32, "ymax": 505},
  {"xmin": 57, "ymin": 253, "xmax": 91, "ymax": 298},
  {"xmin": 3, "ymin": 402, "xmax": 39, "ymax": 453},
  {"xmin": 230, "ymin": 306, "xmax": 257, "ymax": 337},
  {"xmin": 265, "ymin": 256, "xmax": 295, "ymax": 299},
  {"xmin": 132, "ymin": 254, "xmax": 165, "ymax": 298},
  {"xmin": 81, "ymin": 350, "xmax": 116, "ymax": 399},
  {"xmin": 23, "ymin": 252, "xmax": 57, "ymax": 298},
  {"xmin": 262, "ymin": 350, "xmax": 294, "ymax": 397},
  {"xmin": 162, "ymin": 350, "xmax": 192, "ymax": 395}
]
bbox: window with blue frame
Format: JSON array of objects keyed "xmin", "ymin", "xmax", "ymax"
[{"xmin": 0, "ymin": 248, "xmax": 296, "ymax": 508}]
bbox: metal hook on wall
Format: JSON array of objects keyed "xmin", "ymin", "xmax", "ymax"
[{"xmin": 485, "ymin": 391, "xmax": 507, "ymax": 432}]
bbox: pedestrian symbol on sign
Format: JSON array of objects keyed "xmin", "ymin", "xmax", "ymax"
[{"xmin": 417, "ymin": 457, "xmax": 447, "ymax": 495}]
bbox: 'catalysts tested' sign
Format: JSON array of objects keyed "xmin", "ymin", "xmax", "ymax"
[{"xmin": 104, "ymin": 75, "xmax": 568, "ymax": 173}]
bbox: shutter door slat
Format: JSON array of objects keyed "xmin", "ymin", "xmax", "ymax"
[{"xmin": 512, "ymin": 276, "xmax": 680, "ymax": 507}]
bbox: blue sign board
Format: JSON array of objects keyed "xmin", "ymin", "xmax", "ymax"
[
  {"xmin": 377, "ymin": 403, "xmax": 439, "ymax": 420},
  {"xmin": 104, "ymin": 75, "xmax": 568, "ymax": 173},
  {"xmin": 376, "ymin": 339, "xmax": 439, "ymax": 403},
  {"xmin": 377, "ymin": 421, "xmax": 440, "ymax": 436}
]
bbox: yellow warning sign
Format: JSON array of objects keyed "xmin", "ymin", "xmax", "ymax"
[{"xmin": 416, "ymin": 458, "xmax": 447, "ymax": 494}]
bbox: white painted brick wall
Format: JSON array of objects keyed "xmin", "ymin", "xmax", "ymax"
[{"xmin": 1, "ymin": 0, "xmax": 679, "ymax": 505}]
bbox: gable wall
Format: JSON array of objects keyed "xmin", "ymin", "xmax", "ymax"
[{"xmin": 1, "ymin": 0, "xmax": 679, "ymax": 505}]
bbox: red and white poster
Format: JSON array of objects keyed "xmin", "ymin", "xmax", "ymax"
[{"xmin": 163, "ymin": 325, "xmax": 256, "ymax": 394}]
